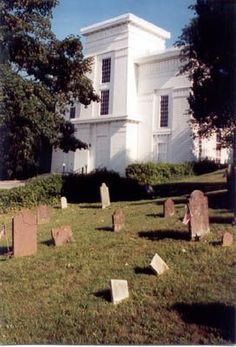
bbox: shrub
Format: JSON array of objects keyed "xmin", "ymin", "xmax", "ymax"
[
  {"xmin": 62, "ymin": 168, "xmax": 144, "ymax": 202},
  {"xmin": 192, "ymin": 159, "xmax": 226, "ymax": 175},
  {"xmin": 0, "ymin": 174, "xmax": 63, "ymax": 213},
  {"xmin": 126, "ymin": 162, "xmax": 194, "ymax": 184}
]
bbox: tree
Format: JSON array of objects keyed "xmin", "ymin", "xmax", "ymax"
[
  {"xmin": 176, "ymin": 0, "xmax": 236, "ymax": 146},
  {"xmin": 0, "ymin": 0, "xmax": 99, "ymax": 179},
  {"xmin": 176, "ymin": 0, "xmax": 236, "ymax": 219}
]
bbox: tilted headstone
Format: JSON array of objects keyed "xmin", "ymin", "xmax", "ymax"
[
  {"xmin": 188, "ymin": 190, "xmax": 210, "ymax": 240},
  {"xmin": 61, "ymin": 196, "xmax": 68, "ymax": 209},
  {"xmin": 163, "ymin": 198, "xmax": 175, "ymax": 217},
  {"xmin": 100, "ymin": 183, "xmax": 110, "ymax": 209},
  {"xmin": 12, "ymin": 210, "xmax": 37, "ymax": 257},
  {"xmin": 51, "ymin": 225, "xmax": 74, "ymax": 246},
  {"xmin": 110, "ymin": 279, "xmax": 129, "ymax": 305},
  {"xmin": 150, "ymin": 253, "xmax": 169, "ymax": 275},
  {"xmin": 112, "ymin": 209, "xmax": 125, "ymax": 232},
  {"xmin": 222, "ymin": 232, "xmax": 233, "ymax": 247},
  {"xmin": 37, "ymin": 205, "xmax": 50, "ymax": 225}
]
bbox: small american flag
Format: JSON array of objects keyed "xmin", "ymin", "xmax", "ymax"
[
  {"xmin": 0, "ymin": 224, "xmax": 6, "ymax": 241},
  {"xmin": 182, "ymin": 205, "xmax": 191, "ymax": 225}
]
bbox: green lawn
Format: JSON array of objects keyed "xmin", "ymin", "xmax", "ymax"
[{"xmin": 0, "ymin": 170, "xmax": 235, "ymax": 344}]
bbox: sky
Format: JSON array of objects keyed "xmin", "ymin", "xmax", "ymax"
[{"xmin": 51, "ymin": 0, "xmax": 195, "ymax": 48}]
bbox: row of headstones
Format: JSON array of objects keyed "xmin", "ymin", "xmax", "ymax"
[
  {"xmin": 99, "ymin": 183, "xmax": 233, "ymax": 244},
  {"xmin": 10, "ymin": 206, "xmax": 74, "ymax": 257},
  {"xmin": 5, "ymin": 185, "xmax": 234, "ymax": 305}
]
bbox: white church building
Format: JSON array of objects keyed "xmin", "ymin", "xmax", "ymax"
[{"xmin": 51, "ymin": 13, "xmax": 229, "ymax": 175}]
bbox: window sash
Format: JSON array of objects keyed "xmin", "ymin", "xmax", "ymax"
[
  {"xmin": 102, "ymin": 58, "xmax": 111, "ymax": 83},
  {"xmin": 70, "ymin": 106, "xmax": 76, "ymax": 119},
  {"xmin": 160, "ymin": 95, "xmax": 169, "ymax": 127},
  {"xmin": 100, "ymin": 90, "xmax": 109, "ymax": 115}
]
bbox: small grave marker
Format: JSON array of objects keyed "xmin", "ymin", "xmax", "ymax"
[
  {"xmin": 163, "ymin": 198, "xmax": 175, "ymax": 217},
  {"xmin": 188, "ymin": 190, "xmax": 210, "ymax": 240},
  {"xmin": 51, "ymin": 225, "xmax": 74, "ymax": 246},
  {"xmin": 61, "ymin": 196, "xmax": 68, "ymax": 209},
  {"xmin": 150, "ymin": 253, "xmax": 169, "ymax": 275},
  {"xmin": 110, "ymin": 279, "xmax": 129, "ymax": 305},
  {"xmin": 112, "ymin": 209, "xmax": 125, "ymax": 232},
  {"xmin": 12, "ymin": 210, "xmax": 37, "ymax": 257},
  {"xmin": 222, "ymin": 232, "xmax": 233, "ymax": 247},
  {"xmin": 100, "ymin": 183, "xmax": 110, "ymax": 209},
  {"xmin": 37, "ymin": 205, "xmax": 50, "ymax": 224}
]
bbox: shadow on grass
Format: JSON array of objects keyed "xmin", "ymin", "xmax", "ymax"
[
  {"xmin": 93, "ymin": 289, "xmax": 111, "ymax": 302},
  {"xmin": 209, "ymin": 240, "xmax": 222, "ymax": 247},
  {"xmin": 134, "ymin": 266, "xmax": 154, "ymax": 275},
  {"xmin": 138, "ymin": 230, "xmax": 190, "ymax": 241},
  {"xmin": 173, "ymin": 302, "xmax": 236, "ymax": 343},
  {"xmin": 79, "ymin": 204, "xmax": 101, "ymax": 209},
  {"xmin": 146, "ymin": 213, "xmax": 163, "ymax": 218},
  {"xmin": 0, "ymin": 246, "xmax": 12, "ymax": 255},
  {"xmin": 40, "ymin": 239, "xmax": 54, "ymax": 247},
  {"xmin": 209, "ymin": 216, "xmax": 233, "ymax": 224},
  {"xmin": 96, "ymin": 226, "xmax": 113, "ymax": 232}
]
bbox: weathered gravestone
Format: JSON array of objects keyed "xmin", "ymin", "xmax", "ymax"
[
  {"xmin": 51, "ymin": 225, "xmax": 74, "ymax": 246},
  {"xmin": 112, "ymin": 209, "xmax": 125, "ymax": 232},
  {"xmin": 110, "ymin": 279, "xmax": 129, "ymax": 305},
  {"xmin": 222, "ymin": 232, "xmax": 233, "ymax": 247},
  {"xmin": 150, "ymin": 253, "xmax": 169, "ymax": 275},
  {"xmin": 12, "ymin": 210, "xmax": 37, "ymax": 257},
  {"xmin": 188, "ymin": 190, "xmax": 210, "ymax": 240},
  {"xmin": 163, "ymin": 198, "xmax": 175, "ymax": 217},
  {"xmin": 61, "ymin": 196, "xmax": 68, "ymax": 209},
  {"xmin": 37, "ymin": 205, "xmax": 50, "ymax": 225},
  {"xmin": 100, "ymin": 183, "xmax": 110, "ymax": 209}
]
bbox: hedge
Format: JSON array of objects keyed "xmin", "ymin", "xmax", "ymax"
[
  {"xmin": 0, "ymin": 174, "xmax": 63, "ymax": 213},
  {"xmin": 126, "ymin": 162, "xmax": 194, "ymax": 184},
  {"xmin": 126, "ymin": 160, "xmax": 227, "ymax": 185}
]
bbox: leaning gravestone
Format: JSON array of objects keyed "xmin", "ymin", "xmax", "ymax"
[
  {"xmin": 222, "ymin": 232, "xmax": 233, "ymax": 247},
  {"xmin": 100, "ymin": 183, "xmax": 110, "ymax": 209},
  {"xmin": 163, "ymin": 198, "xmax": 175, "ymax": 217},
  {"xmin": 51, "ymin": 225, "xmax": 74, "ymax": 246},
  {"xmin": 112, "ymin": 209, "xmax": 125, "ymax": 232},
  {"xmin": 188, "ymin": 190, "xmax": 210, "ymax": 240},
  {"xmin": 12, "ymin": 210, "xmax": 37, "ymax": 257},
  {"xmin": 110, "ymin": 279, "xmax": 129, "ymax": 305},
  {"xmin": 37, "ymin": 205, "xmax": 50, "ymax": 225},
  {"xmin": 150, "ymin": 253, "xmax": 169, "ymax": 275},
  {"xmin": 61, "ymin": 196, "xmax": 68, "ymax": 209}
]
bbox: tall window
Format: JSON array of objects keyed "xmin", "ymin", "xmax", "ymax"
[
  {"xmin": 160, "ymin": 95, "xmax": 169, "ymax": 127},
  {"xmin": 70, "ymin": 106, "xmax": 76, "ymax": 119},
  {"xmin": 102, "ymin": 58, "xmax": 111, "ymax": 83},
  {"xmin": 100, "ymin": 90, "xmax": 109, "ymax": 115}
]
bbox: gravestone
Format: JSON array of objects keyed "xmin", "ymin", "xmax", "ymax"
[
  {"xmin": 222, "ymin": 232, "xmax": 233, "ymax": 247},
  {"xmin": 37, "ymin": 205, "xmax": 50, "ymax": 225},
  {"xmin": 51, "ymin": 225, "xmax": 74, "ymax": 246},
  {"xmin": 12, "ymin": 210, "xmax": 37, "ymax": 257},
  {"xmin": 188, "ymin": 190, "xmax": 210, "ymax": 240},
  {"xmin": 100, "ymin": 183, "xmax": 110, "ymax": 209},
  {"xmin": 150, "ymin": 253, "xmax": 169, "ymax": 275},
  {"xmin": 112, "ymin": 209, "xmax": 125, "ymax": 232},
  {"xmin": 61, "ymin": 196, "xmax": 68, "ymax": 209},
  {"xmin": 163, "ymin": 198, "xmax": 175, "ymax": 217},
  {"xmin": 110, "ymin": 279, "xmax": 129, "ymax": 305}
]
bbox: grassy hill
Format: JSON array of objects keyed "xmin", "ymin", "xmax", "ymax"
[{"xmin": 0, "ymin": 170, "xmax": 235, "ymax": 344}]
